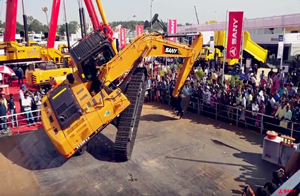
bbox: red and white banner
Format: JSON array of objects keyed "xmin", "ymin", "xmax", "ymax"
[
  {"xmin": 120, "ymin": 27, "xmax": 126, "ymax": 48},
  {"xmin": 226, "ymin": 11, "xmax": 244, "ymax": 59},
  {"xmin": 168, "ymin": 19, "xmax": 177, "ymax": 42},
  {"xmin": 136, "ymin": 25, "xmax": 143, "ymax": 37}
]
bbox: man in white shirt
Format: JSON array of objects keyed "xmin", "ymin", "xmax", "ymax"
[
  {"xmin": 19, "ymin": 86, "xmax": 25, "ymax": 113},
  {"xmin": 22, "ymin": 92, "xmax": 34, "ymax": 125},
  {"xmin": 204, "ymin": 87, "xmax": 211, "ymax": 105}
]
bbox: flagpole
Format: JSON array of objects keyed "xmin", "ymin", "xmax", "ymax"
[{"xmin": 222, "ymin": 10, "xmax": 228, "ymax": 84}]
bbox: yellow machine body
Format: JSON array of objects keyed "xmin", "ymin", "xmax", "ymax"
[{"xmin": 41, "ymin": 32, "xmax": 203, "ymax": 158}]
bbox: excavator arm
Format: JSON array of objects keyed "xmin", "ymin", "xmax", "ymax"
[{"xmin": 97, "ymin": 33, "xmax": 203, "ymax": 97}]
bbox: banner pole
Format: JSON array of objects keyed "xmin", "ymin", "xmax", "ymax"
[
  {"xmin": 222, "ymin": 10, "xmax": 228, "ymax": 84},
  {"xmin": 280, "ymin": 27, "xmax": 285, "ymax": 72},
  {"xmin": 240, "ymin": 24, "xmax": 244, "ymax": 67}
]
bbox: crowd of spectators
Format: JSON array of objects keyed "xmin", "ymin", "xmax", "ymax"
[
  {"xmin": 0, "ymin": 85, "xmax": 44, "ymax": 134},
  {"xmin": 144, "ymin": 58, "xmax": 300, "ymax": 142}
]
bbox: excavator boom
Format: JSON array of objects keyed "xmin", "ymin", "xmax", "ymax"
[{"xmin": 96, "ymin": 33, "xmax": 202, "ymax": 97}]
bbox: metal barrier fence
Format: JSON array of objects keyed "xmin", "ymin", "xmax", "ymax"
[
  {"xmin": 151, "ymin": 90, "xmax": 300, "ymax": 140},
  {"xmin": 1, "ymin": 89, "xmax": 300, "ymax": 140},
  {"xmin": 0, "ymin": 109, "xmax": 42, "ymax": 136}
]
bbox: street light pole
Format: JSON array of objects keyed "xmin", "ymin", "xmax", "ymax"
[
  {"xmin": 42, "ymin": 7, "xmax": 50, "ymax": 61},
  {"xmin": 42, "ymin": 7, "xmax": 49, "ymax": 30}
]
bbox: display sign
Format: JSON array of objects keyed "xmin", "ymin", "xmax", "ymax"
[
  {"xmin": 209, "ymin": 36, "xmax": 214, "ymax": 53},
  {"xmin": 277, "ymin": 34, "xmax": 284, "ymax": 59},
  {"xmin": 136, "ymin": 25, "xmax": 143, "ymax": 37},
  {"xmin": 120, "ymin": 28, "xmax": 126, "ymax": 48},
  {"xmin": 168, "ymin": 19, "xmax": 177, "ymax": 42},
  {"xmin": 226, "ymin": 11, "xmax": 244, "ymax": 59}
]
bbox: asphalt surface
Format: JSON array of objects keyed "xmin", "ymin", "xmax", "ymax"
[{"xmin": 0, "ymin": 103, "xmax": 279, "ymax": 196}]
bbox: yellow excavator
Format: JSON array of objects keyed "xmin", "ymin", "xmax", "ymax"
[{"xmin": 40, "ymin": 1, "xmax": 203, "ymax": 162}]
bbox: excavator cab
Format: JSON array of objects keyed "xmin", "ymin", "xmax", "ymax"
[{"xmin": 70, "ymin": 33, "xmax": 114, "ymax": 80}]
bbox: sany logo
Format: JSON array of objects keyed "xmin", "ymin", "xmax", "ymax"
[
  {"xmin": 163, "ymin": 46, "xmax": 179, "ymax": 54},
  {"xmin": 120, "ymin": 29, "xmax": 125, "ymax": 46},
  {"xmin": 232, "ymin": 18, "xmax": 238, "ymax": 45},
  {"xmin": 170, "ymin": 20, "xmax": 175, "ymax": 34},
  {"xmin": 137, "ymin": 26, "xmax": 143, "ymax": 35},
  {"xmin": 278, "ymin": 189, "xmax": 296, "ymax": 195}
]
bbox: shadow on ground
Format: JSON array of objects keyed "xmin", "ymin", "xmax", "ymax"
[
  {"xmin": 140, "ymin": 114, "xmax": 178, "ymax": 122},
  {"xmin": 146, "ymin": 102, "xmax": 279, "ymax": 195},
  {"xmin": 232, "ymin": 151, "xmax": 280, "ymax": 194},
  {"xmin": 0, "ymin": 128, "xmax": 117, "ymax": 170},
  {"xmin": 147, "ymin": 102, "xmax": 265, "ymax": 148}
]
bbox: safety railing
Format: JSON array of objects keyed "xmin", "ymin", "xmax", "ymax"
[
  {"xmin": 152, "ymin": 90, "xmax": 300, "ymax": 139},
  {"xmin": 0, "ymin": 109, "xmax": 42, "ymax": 136},
  {"xmin": 2, "ymin": 89, "xmax": 300, "ymax": 139}
]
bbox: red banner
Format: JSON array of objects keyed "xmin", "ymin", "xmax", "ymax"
[
  {"xmin": 120, "ymin": 27, "xmax": 126, "ymax": 48},
  {"xmin": 136, "ymin": 25, "xmax": 143, "ymax": 36},
  {"xmin": 226, "ymin": 11, "xmax": 244, "ymax": 59},
  {"xmin": 168, "ymin": 19, "xmax": 177, "ymax": 42}
]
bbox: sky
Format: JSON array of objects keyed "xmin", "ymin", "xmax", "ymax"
[{"xmin": 0, "ymin": 0, "xmax": 300, "ymax": 25}]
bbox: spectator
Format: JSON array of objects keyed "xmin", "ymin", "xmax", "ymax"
[
  {"xmin": 260, "ymin": 70, "xmax": 265, "ymax": 80},
  {"xmin": 34, "ymin": 92, "xmax": 42, "ymax": 122},
  {"xmin": 0, "ymin": 98, "xmax": 8, "ymax": 133},
  {"xmin": 7, "ymin": 94, "xmax": 16, "ymax": 128},
  {"xmin": 22, "ymin": 91, "xmax": 34, "ymax": 126},
  {"xmin": 16, "ymin": 67, "xmax": 24, "ymax": 84},
  {"xmin": 19, "ymin": 85, "xmax": 25, "ymax": 113}
]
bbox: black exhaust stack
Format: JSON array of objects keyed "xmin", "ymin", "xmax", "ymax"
[{"xmin": 21, "ymin": 0, "xmax": 29, "ymax": 45}]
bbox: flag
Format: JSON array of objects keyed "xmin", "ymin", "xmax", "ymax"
[
  {"xmin": 226, "ymin": 11, "xmax": 244, "ymax": 59},
  {"xmin": 168, "ymin": 19, "xmax": 177, "ymax": 42}
]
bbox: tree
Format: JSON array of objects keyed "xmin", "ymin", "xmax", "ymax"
[
  {"xmin": 16, "ymin": 22, "xmax": 24, "ymax": 34},
  {"xmin": 58, "ymin": 21, "xmax": 79, "ymax": 36},
  {"xmin": 28, "ymin": 18, "xmax": 47, "ymax": 33}
]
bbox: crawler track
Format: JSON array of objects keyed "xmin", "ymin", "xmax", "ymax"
[{"xmin": 114, "ymin": 68, "xmax": 146, "ymax": 161}]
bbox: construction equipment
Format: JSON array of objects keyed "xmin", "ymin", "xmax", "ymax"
[
  {"xmin": 214, "ymin": 31, "xmax": 268, "ymax": 67},
  {"xmin": 25, "ymin": 61, "xmax": 73, "ymax": 89},
  {"xmin": 41, "ymin": 6, "xmax": 203, "ymax": 161},
  {"xmin": 0, "ymin": 0, "xmax": 69, "ymax": 67},
  {"xmin": 198, "ymin": 46, "xmax": 239, "ymax": 67}
]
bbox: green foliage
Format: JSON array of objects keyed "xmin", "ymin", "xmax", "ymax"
[
  {"xmin": 176, "ymin": 63, "xmax": 182, "ymax": 70},
  {"xmin": 159, "ymin": 70, "xmax": 165, "ymax": 76},
  {"xmin": 228, "ymin": 75, "xmax": 241, "ymax": 86},
  {"xmin": 58, "ymin": 21, "xmax": 79, "ymax": 36},
  {"xmin": 195, "ymin": 69, "xmax": 205, "ymax": 81},
  {"xmin": 27, "ymin": 16, "xmax": 48, "ymax": 33},
  {"xmin": 0, "ymin": 16, "xmax": 77, "ymax": 35}
]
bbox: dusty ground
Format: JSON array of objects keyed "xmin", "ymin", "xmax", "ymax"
[{"xmin": 0, "ymin": 103, "xmax": 279, "ymax": 196}]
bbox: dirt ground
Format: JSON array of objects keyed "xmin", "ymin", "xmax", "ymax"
[{"xmin": 0, "ymin": 103, "xmax": 279, "ymax": 196}]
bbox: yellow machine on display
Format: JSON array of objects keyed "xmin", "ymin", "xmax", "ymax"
[
  {"xmin": 40, "ymin": 1, "xmax": 203, "ymax": 162},
  {"xmin": 25, "ymin": 61, "xmax": 74, "ymax": 88},
  {"xmin": 0, "ymin": 41, "xmax": 42, "ymax": 63},
  {"xmin": 214, "ymin": 31, "xmax": 268, "ymax": 65},
  {"xmin": 198, "ymin": 46, "xmax": 239, "ymax": 66}
]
